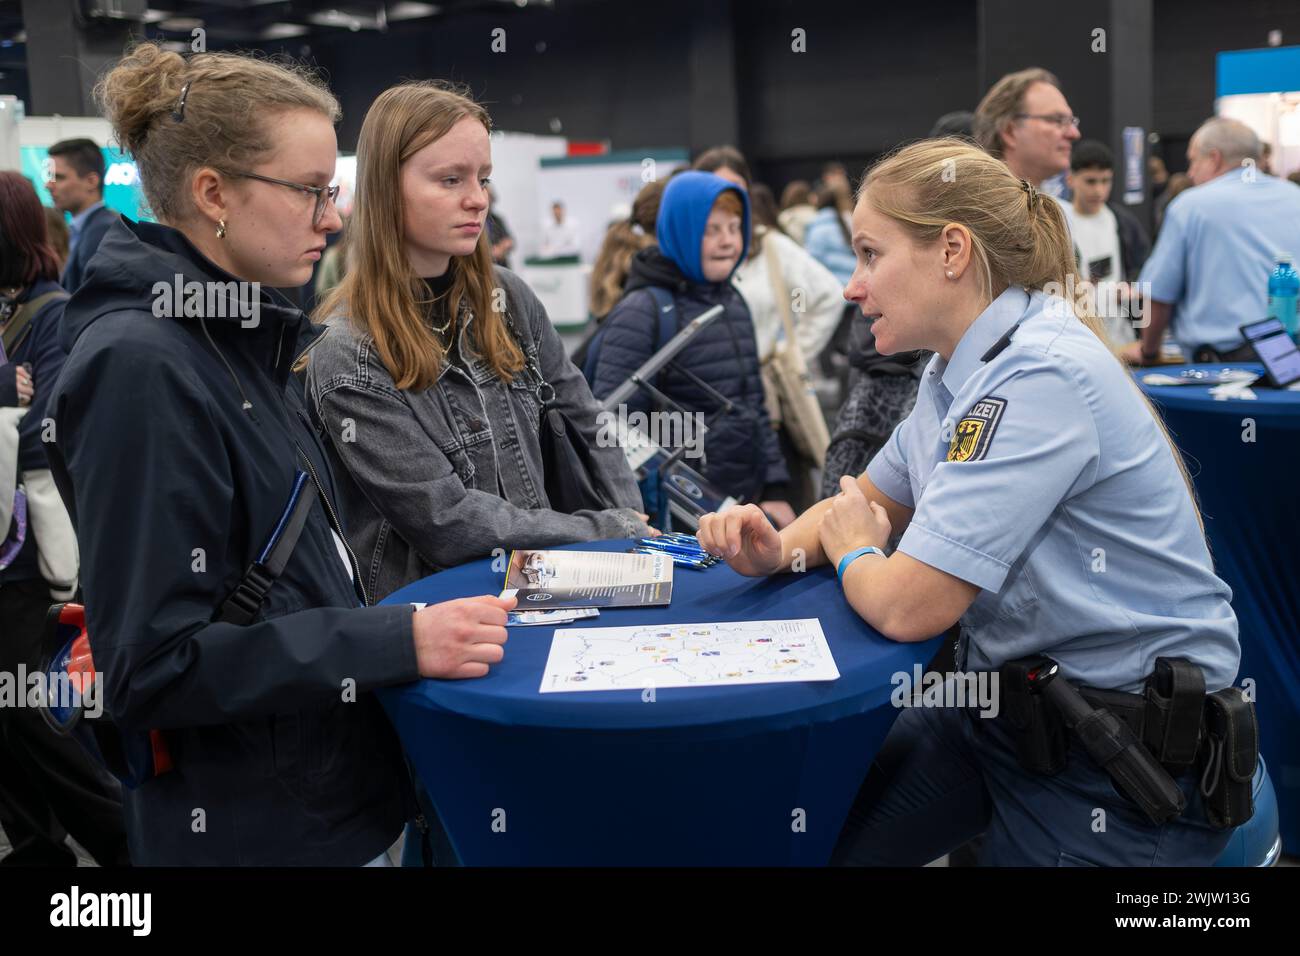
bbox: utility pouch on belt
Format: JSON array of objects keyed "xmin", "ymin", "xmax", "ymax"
[
  {"xmin": 1142, "ymin": 657, "xmax": 1205, "ymax": 774},
  {"xmin": 1000, "ymin": 657, "xmax": 1067, "ymax": 776},
  {"xmin": 1199, "ymin": 688, "xmax": 1258, "ymax": 830}
]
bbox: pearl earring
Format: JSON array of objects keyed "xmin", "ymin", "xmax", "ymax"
[
  {"xmin": 216, "ymin": 219, "xmax": 227, "ymax": 239},
  {"xmin": 946, "ymin": 270, "xmax": 955, "ymax": 279}
]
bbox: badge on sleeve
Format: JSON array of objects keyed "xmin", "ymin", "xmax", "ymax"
[{"xmin": 947, "ymin": 396, "xmax": 1007, "ymax": 463}]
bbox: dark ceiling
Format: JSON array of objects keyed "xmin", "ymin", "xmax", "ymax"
[{"xmin": 0, "ymin": 0, "xmax": 556, "ymax": 88}]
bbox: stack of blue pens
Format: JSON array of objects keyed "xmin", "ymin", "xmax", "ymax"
[{"xmin": 629, "ymin": 532, "xmax": 722, "ymax": 570}]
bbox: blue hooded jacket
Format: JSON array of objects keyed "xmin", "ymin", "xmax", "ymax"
[
  {"xmin": 589, "ymin": 172, "xmax": 788, "ymax": 502},
  {"xmin": 656, "ymin": 171, "xmax": 751, "ymax": 283}
]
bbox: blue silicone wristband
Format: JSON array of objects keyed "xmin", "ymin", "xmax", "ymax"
[{"xmin": 837, "ymin": 546, "xmax": 885, "ymax": 581}]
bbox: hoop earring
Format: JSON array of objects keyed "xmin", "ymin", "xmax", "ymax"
[{"xmin": 216, "ymin": 219, "xmax": 227, "ymax": 240}]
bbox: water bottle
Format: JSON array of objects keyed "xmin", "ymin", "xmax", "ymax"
[{"xmin": 1267, "ymin": 253, "xmax": 1299, "ymax": 340}]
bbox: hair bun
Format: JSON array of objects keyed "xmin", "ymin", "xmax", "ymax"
[{"xmin": 94, "ymin": 42, "xmax": 188, "ymax": 156}]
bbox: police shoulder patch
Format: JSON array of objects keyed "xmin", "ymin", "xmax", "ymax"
[{"xmin": 947, "ymin": 396, "xmax": 1007, "ymax": 463}]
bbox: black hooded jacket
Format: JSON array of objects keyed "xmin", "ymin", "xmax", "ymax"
[{"xmin": 44, "ymin": 218, "xmax": 418, "ymax": 865}]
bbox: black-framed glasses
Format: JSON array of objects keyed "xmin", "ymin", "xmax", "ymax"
[
  {"xmin": 1014, "ymin": 112, "xmax": 1081, "ymax": 130},
  {"xmin": 226, "ymin": 170, "xmax": 340, "ymax": 226}
]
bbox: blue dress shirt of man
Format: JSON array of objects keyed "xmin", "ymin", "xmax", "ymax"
[{"xmin": 1128, "ymin": 117, "xmax": 1300, "ymax": 363}]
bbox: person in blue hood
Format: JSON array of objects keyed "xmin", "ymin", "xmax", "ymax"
[
  {"xmin": 41, "ymin": 43, "xmax": 514, "ymax": 866},
  {"xmin": 589, "ymin": 171, "xmax": 793, "ymax": 524}
]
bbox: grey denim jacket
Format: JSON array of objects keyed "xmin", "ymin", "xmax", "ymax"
[{"xmin": 306, "ymin": 267, "xmax": 648, "ymax": 600}]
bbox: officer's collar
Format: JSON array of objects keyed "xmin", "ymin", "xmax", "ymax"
[{"xmin": 938, "ymin": 285, "xmax": 1030, "ymax": 396}]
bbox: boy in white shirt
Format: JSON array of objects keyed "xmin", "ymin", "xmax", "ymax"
[{"xmin": 1064, "ymin": 140, "xmax": 1149, "ymax": 346}]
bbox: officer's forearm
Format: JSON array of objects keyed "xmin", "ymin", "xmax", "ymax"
[
  {"xmin": 840, "ymin": 551, "xmax": 979, "ymax": 643},
  {"xmin": 776, "ymin": 497, "xmax": 834, "ymax": 571}
]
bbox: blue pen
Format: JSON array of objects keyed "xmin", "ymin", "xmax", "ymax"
[
  {"xmin": 639, "ymin": 535, "xmax": 705, "ymax": 551},
  {"xmin": 629, "ymin": 547, "xmax": 714, "ymax": 569},
  {"xmin": 639, "ymin": 538, "xmax": 708, "ymax": 557},
  {"xmin": 658, "ymin": 531, "xmax": 704, "ymax": 544},
  {"xmin": 662, "ymin": 534, "xmax": 709, "ymax": 549}
]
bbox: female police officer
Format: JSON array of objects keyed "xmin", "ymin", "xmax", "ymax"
[{"xmin": 697, "ymin": 139, "xmax": 1242, "ymax": 866}]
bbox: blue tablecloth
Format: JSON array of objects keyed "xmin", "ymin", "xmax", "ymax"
[
  {"xmin": 378, "ymin": 538, "xmax": 941, "ymax": 865},
  {"xmin": 1137, "ymin": 364, "xmax": 1300, "ymax": 852}
]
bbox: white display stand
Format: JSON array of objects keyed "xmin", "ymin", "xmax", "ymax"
[
  {"xmin": 487, "ymin": 130, "xmax": 569, "ymax": 269},
  {"xmin": 517, "ymin": 261, "xmax": 593, "ymax": 329},
  {"xmin": 534, "ymin": 150, "xmax": 689, "ymax": 265}
]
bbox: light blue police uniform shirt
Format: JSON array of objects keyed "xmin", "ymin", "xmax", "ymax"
[
  {"xmin": 866, "ymin": 286, "xmax": 1240, "ymax": 692},
  {"xmin": 1140, "ymin": 170, "xmax": 1300, "ymax": 353}
]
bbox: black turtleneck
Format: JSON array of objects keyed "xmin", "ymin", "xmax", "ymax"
[
  {"xmin": 422, "ymin": 270, "xmax": 455, "ymax": 297},
  {"xmin": 420, "ymin": 270, "xmax": 458, "ymax": 351}
]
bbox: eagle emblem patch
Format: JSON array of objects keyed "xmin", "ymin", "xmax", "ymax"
[{"xmin": 947, "ymin": 397, "xmax": 1006, "ymax": 463}]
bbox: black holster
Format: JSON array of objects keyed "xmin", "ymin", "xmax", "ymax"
[
  {"xmin": 1199, "ymin": 688, "xmax": 1259, "ymax": 829},
  {"xmin": 1000, "ymin": 657, "xmax": 1067, "ymax": 776}
]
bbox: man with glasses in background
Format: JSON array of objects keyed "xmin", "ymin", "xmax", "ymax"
[{"xmin": 974, "ymin": 68, "xmax": 1081, "ymax": 197}]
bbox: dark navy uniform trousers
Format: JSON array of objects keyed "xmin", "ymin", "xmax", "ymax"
[{"xmin": 831, "ymin": 693, "xmax": 1234, "ymax": 866}]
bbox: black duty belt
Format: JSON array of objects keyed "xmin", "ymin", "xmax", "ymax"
[{"xmin": 1001, "ymin": 656, "xmax": 1258, "ymax": 830}]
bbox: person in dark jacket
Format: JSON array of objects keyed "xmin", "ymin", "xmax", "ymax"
[
  {"xmin": 589, "ymin": 171, "xmax": 792, "ymax": 523},
  {"xmin": 0, "ymin": 171, "xmax": 130, "ymax": 867},
  {"xmin": 46, "ymin": 138, "xmax": 119, "ymax": 294},
  {"xmin": 43, "ymin": 43, "xmax": 513, "ymax": 866}
]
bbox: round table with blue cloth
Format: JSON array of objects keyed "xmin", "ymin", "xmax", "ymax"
[
  {"xmin": 377, "ymin": 538, "xmax": 942, "ymax": 865},
  {"xmin": 1137, "ymin": 363, "xmax": 1299, "ymax": 854}
]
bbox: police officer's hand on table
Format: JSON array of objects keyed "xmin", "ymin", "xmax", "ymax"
[
  {"xmin": 698, "ymin": 473, "xmax": 978, "ymax": 644},
  {"xmin": 413, "ymin": 594, "xmax": 516, "ymax": 679},
  {"xmin": 816, "ymin": 475, "xmax": 892, "ymax": 565}
]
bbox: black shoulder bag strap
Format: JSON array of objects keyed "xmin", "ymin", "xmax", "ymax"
[
  {"xmin": 499, "ymin": 291, "xmax": 615, "ymax": 513},
  {"xmin": 2, "ymin": 290, "xmax": 70, "ymax": 357},
  {"xmin": 215, "ymin": 471, "xmax": 318, "ymax": 625}
]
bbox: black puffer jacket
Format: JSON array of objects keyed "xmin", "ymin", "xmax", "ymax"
[
  {"xmin": 45, "ymin": 218, "xmax": 418, "ymax": 865},
  {"xmin": 588, "ymin": 247, "xmax": 787, "ymax": 501}
]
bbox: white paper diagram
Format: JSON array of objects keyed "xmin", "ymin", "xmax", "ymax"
[{"xmin": 539, "ymin": 618, "xmax": 839, "ymax": 693}]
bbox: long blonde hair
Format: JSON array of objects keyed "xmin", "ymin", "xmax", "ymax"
[
  {"xmin": 316, "ymin": 81, "xmax": 522, "ymax": 389},
  {"xmin": 860, "ymin": 138, "xmax": 1203, "ymax": 526}
]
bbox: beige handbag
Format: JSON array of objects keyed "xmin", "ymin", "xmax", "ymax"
[{"xmin": 758, "ymin": 233, "xmax": 831, "ymax": 468}]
